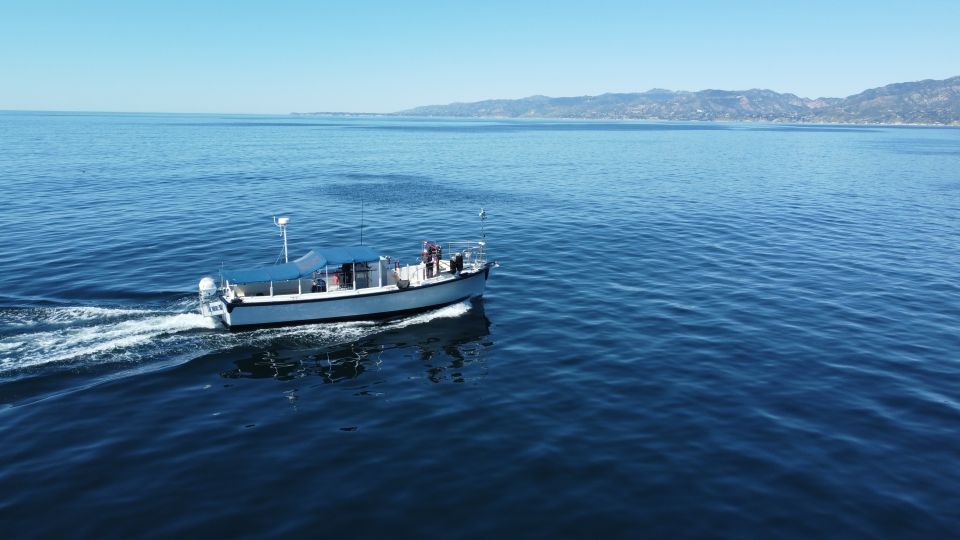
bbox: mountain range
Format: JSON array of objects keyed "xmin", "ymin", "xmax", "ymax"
[{"xmin": 396, "ymin": 76, "xmax": 960, "ymax": 125}]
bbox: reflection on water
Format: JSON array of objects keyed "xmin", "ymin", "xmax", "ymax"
[{"xmin": 220, "ymin": 300, "xmax": 492, "ymax": 384}]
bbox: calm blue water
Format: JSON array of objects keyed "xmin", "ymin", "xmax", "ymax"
[{"xmin": 1, "ymin": 111, "xmax": 959, "ymax": 538}]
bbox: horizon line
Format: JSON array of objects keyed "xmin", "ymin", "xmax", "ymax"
[{"xmin": 3, "ymin": 74, "xmax": 957, "ymax": 117}]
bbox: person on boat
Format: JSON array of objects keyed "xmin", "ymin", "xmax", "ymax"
[{"xmin": 423, "ymin": 243, "xmax": 434, "ymax": 279}]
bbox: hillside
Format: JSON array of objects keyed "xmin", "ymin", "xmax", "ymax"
[{"xmin": 397, "ymin": 76, "xmax": 960, "ymax": 125}]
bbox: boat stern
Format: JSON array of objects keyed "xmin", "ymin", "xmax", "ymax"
[{"xmin": 198, "ymin": 276, "xmax": 226, "ymax": 319}]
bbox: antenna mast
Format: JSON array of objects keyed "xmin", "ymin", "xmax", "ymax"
[
  {"xmin": 274, "ymin": 216, "xmax": 290, "ymax": 263},
  {"xmin": 360, "ymin": 197, "xmax": 364, "ymax": 245},
  {"xmin": 479, "ymin": 207, "xmax": 487, "ymax": 239}
]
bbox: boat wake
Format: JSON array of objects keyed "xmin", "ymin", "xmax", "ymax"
[
  {"xmin": 0, "ymin": 298, "xmax": 474, "ymax": 380},
  {"xmin": 0, "ymin": 301, "xmax": 216, "ymax": 376},
  {"xmin": 1, "ymin": 306, "xmax": 155, "ymax": 327}
]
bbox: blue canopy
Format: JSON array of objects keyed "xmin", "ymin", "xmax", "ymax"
[{"xmin": 222, "ymin": 246, "xmax": 381, "ymax": 284}]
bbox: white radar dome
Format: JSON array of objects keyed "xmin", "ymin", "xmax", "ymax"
[
  {"xmin": 278, "ymin": 216, "xmax": 290, "ymax": 225},
  {"xmin": 198, "ymin": 276, "xmax": 217, "ymax": 296}
]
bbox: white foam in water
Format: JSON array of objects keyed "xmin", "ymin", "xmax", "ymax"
[
  {"xmin": 0, "ymin": 306, "xmax": 155, "ymax": 327},
  {"xmin": 0, "ymin": 310, "xmax": 216, "ymax": 373},
  {"xmin": 43, "ymin": 306, "xmax": 156, "ymax": 324},
  {"xmin": 0, "ymin": 300, "xmax": 471, "ymax": 376},
  {"xmin": 0, "ymin": 341, "xmax": 25, "ymax": 353},
  {"xmin": 386, "ymin": 301, "xmax": 472, "ymax": 330},
  {"xmin": 241, "ymin": 300, "xmax": 472, "ymax": 345}
]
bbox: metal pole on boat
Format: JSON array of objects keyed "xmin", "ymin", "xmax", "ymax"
[
  {"xmin": 274, "ymin": 216, "xmax": 290, "ymax": 263},
  {"xmin": 479, "ymin": 208, "xmax": 487, "ymax": 264}
]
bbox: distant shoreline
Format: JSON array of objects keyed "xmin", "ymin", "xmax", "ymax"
[
  {"xmin": 385, "ymin": 75, "xmax": 960, "ymax": 126},
  {"xmin": 289, "ymin": 112, "xmax": 960, "ymax": 128},
  {"xmin": 1, "ymin": 109, "xmax": 955, "ymax": 127}
]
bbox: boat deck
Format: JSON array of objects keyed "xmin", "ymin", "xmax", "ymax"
[{"xmin": 224, "ymin": 261, "xmax": 467, "ymax": 305}]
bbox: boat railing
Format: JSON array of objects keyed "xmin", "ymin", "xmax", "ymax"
[
  {"xmin": 443, "ymin": 241, "xmax": 487, "ymax": 268},
  {"xmin": 390, "ymin": 241, "xmax": 486, "ymax": 286}
]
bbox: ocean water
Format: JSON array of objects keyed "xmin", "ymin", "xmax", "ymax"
[{"xmin": 1, "ymin": 111, "xmax": 958, "ymax": 538}]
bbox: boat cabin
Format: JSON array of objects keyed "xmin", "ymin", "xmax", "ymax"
[{"xmin": 221, "ymin": 246, "xmax": 390, "ymax": 299}]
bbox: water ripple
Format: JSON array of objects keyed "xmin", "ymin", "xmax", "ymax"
[{"xmin": 1, "ymin": 112, "xmax": 959, "ymax": 537}]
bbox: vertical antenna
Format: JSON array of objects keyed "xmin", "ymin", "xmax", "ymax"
[
  {"xmin": 360, "ymin": 197, "xmax": 364, "ymax": 245},
  {"xmin": 274, "ymin": 215, "xmax": 290, "ymax": 263},
  {"xmin": 479, "ymin": 207, "xmax": 487, "ymax": 239}
]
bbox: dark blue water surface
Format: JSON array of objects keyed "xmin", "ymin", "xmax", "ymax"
[{"xmin": 1, "ymin": 112, "xmax": 959, "ymax": 538}]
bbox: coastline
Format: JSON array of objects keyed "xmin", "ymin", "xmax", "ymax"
[
  {"xmin": 290, "ymin": 112, "xmax": 960, "ymax": 128},
  {"xmin": 2, "ymin": 109, "xmax": 954, "ymax": 128}
]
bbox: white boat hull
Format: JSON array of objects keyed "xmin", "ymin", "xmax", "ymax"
[{"xmin": 212, "ymin": 265, "xmax": 492, "ymax": 330}]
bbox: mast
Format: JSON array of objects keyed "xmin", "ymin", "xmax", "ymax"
[{"xmin": 274, "ymin": 216, "xmax": 290, "ymax": 263}]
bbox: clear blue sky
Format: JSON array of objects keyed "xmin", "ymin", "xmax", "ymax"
[{"xmin": 1, "ymin": 0, "xmax": 957, "ymax": 113}]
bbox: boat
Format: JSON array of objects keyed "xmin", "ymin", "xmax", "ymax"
[{"xmin": 198, "ymin": 212, "xmax": 497, "ymax": 330}]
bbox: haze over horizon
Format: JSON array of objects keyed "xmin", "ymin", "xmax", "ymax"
[{"xmin": 2, "ymin": 0, "xmax": 958, "ymax": 114}]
